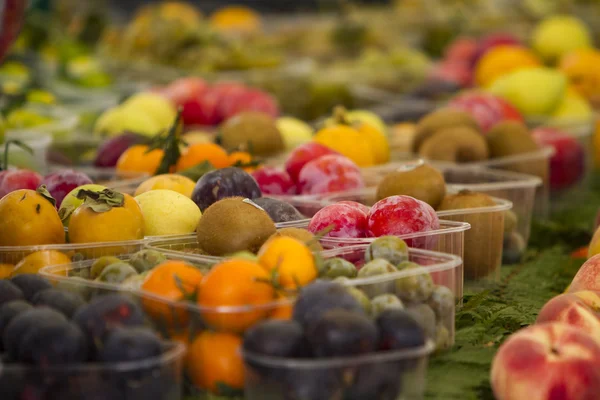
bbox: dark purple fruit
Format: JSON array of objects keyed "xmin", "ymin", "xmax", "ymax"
[
  {"xmin": 345, "ymin": 362, "xmax": 404, "ymax": 400},
  {"xmin": 0, "ymin": 300, "xmax": 32, "ymax": 351},
  {"xmin": 305, "ymin": 309, "xmax": 377, "ymax": 357},
  {"xmin": 191, "ymin": 167, "xmax": 262, "ymax": 212},
  {"xmin": 3, "ymin": 308, "xmax": 67, "ymax": 360},
  {"xmin": 18, "ymin": 321, "xmax": 88, "ymax": 365},
  {"xmin": 94, "ymin": 132, "xmax": 146, "ymax": 168},
  {"xmin": 293, "ymin": 281, "xmax": 364, "ymax": 328},
  {"xmin": 244, "ymin": 320, "xmax": 307, "ymax": 358},
  {"xmin": 376, "ymin": 309, "xmax": 426, "ymax": 351},
  {"xmin": 284, "ymin": 369, "xmax": 344, "ymax": 400},
  {"xmin": 252, "ymin": 197, "xmax": 305, "ymax": 223},
  {"xmin": 0, "ymin": 280, "xmax": 24, "ymax": 306},
  {"xmin": 72, "ymin": 294, "xmax": 146, "ymax": 355},
  {"xmin": 31, "ymin": 289, "xmax": 86, "ymax": 318},
  {"xmin": 49, "ymin": 378, "xmax": 125, "ymax": 400},
  {"xmin": 98, "ymin": 327, "xmax": 162, "ymax": 363},
  {"xmin": 0, "ymin": 359, "xmax": 26, "ymax": 400},
  {"xmin": 10, "ymin": 274, "xmax": 52, "ymax": 301}
]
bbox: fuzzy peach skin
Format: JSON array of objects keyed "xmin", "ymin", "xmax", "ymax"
[
  {"xmin": 491, "ymin": 322, "xmax": 600, "ymax": 400},
  {"xmin": 570, "ymin": 254, "xmax": 600, "ymax": 292},
  {"xmin": 537, "ymin": 292, "xmax": 600, "ymax": 341}
]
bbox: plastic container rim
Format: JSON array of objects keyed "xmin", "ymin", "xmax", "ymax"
[
  {"xmin": 243, "ymin": 340, "xmax": 435, "ymax": 369},
  {"xmin": 0, "ymin": 238, "xmax": 147, "ymax": 253},
  {"xmin": 40, "ymin": 246, "xmax": 460, "ymax": 314},
  {"xmin": 0, "ymin": 341, "xmax": 185, "ymax": 373}
]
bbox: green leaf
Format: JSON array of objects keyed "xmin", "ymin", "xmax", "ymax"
[
  {"xmin": 177, "ymin": 160, "xmax": 215, "ymax": 182},
  {"xmin": 36, "ymin": 185, "xmax": 56, "ymax": 207},
  {"xmin": 76, "ymin": 188, "xmax": 124, "ymax": 213},
  {"xmin": 147, "ymin": 109, "xmax": 185, "ymax": 176}
]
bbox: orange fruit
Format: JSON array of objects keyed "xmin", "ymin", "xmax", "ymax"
[
  {"xmin": 141, "ymin": 260, "xmax": 203, "ymax": 328},
  {"xmin": 11, "ymin": 250, "xmax": 71, "ymax": 276},
  {"xmin": 134, "ymin": 174, "xmax": 196, "ymax": 198},
  {"xmin": 0, "ymin": 264, "xmax": 14, "ymax": 279},
  {"xmin": 0, "ymin": 189, "xmax": 66, "ymax": 247},
  {"xmin": 68, "ymin": 192, "xmax": 145, "ymax": 257},
  {"xmin": 228, "ymin": 151, "xmax": 257, "ymax": 172},
  {"xmin": 258, "ymin": 236, "xmax": 317, "ymax": 290},
  {"xmin": 197, "ymin": 259, "xmax": 275, "ymax": 332},
  {"xmin": 270, "ymin": 293, "xmax": 294, "ymax": 320},
  {"xmin": 186, "ymin": 331, "xmax": 244, "ymax": 394},
  {"xmin": 475, "ymin": 45, "xmax": 541, "ymax": 87},
  {"xmin": 116, "ymin": 145, "xmax": 165, "ymax": 175},
  {"xmin": 176, "ymin": 143, "xmax": 230, "ymax": 171},
  {"xmin": 210, "ymin": 6, "xmax": 261, "ymax": 35},
  {"xmin": 559, "ymin": 49, "xmax": 600, "ymax": 102}
]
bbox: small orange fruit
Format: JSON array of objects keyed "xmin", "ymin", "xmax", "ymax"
[
  {"xmin": 186, "ymin": 331, "xmax": 244, "ymax": 394},
  {"xmin": 0, "ymin": 264, "xmax": 14, "ymax": 279},
  {"xmin": 210, "ymin": 6, "xmax": 261, "ymax": 35},
  {"xmin": 116, "ymin": 145, "xmax": 165, "ymax": 175},
  {"xmin": 270, "ymin": 293, "xmax": 294, "ymax": 320},
  {"xmin": 134, "ymin": 174, "xmax": 196, "ymax": 198},
  {"xmin": 475, "ymin": 45, "xmax": 541, "ymax": 87},
  {"xmin": 141, "ymin": 260, "xmax": 203, "ymax": 328},
  {"xmin": 559, "ymin": 49, "xmax": 600, "ymax": 102},
  {"xmin": 197, "ymin": 259, "xmax": 275, "ymax": 332},
  {"xmin": 258, "ymin": 236, "xmax": 317, "ymax": 290},
  {"xmin": 313, "ymin": 125, "xmax": 375, "ymax": 167},
  {"xmin": 176, "ymin": 143, "xmax": 230, "ymax": 171},
  {"xmin": 11, "ymin": 250, "xmax": 71, "ymax": 276},
  {"xmin": 228, "ymin": 151, "xmax": 257, "ymax": 172}
]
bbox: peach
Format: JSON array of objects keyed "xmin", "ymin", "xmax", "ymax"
[
  {"xmin": 570, "ymin": 254, "xmax": 600, "ymax": 292},
  {"xmin": 491, "ymin": 322, "xmax": 600, "ymax": 400},
  {"xmin": 536, "ymin": 292, "xmax": 600, "ymax": 341}
]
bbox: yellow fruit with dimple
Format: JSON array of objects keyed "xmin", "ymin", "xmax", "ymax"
[
  {"xmin": 313, "ymin": 125, "xmax": 375, "ymax": 167},
  {"xmin": 135, "ymin": 174, "xmax": 196, "ymax": 198},
  {"xmin": 135, "ymin": 189, "xmax": 201, "ymax": 237},
  {"xmin": 475, "ymin": 45, "xmax": 541, "ymax": 88}
]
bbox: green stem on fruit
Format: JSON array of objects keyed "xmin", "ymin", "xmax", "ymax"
[
  {"xmin": 176, "ymin": 160, "xmax": 214, "ymax": 182},
  {"xmin": 147, "ymin": 108, "xmax": 186, "ymax": 176},
  {"xmin": 75, "ymin": 188, "xmax": 125, "ymax": 213},
  {"xmin": 1, "ymin": 140, "xmax": 33, "ymax": 171},
  {"xmin": 36, "ymin": 185, "xmax": 57, "ymax": 208}
]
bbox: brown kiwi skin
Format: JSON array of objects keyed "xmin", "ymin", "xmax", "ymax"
[
  {"xmin": 196, "ymin": 197, "xmax": 276, "ymax": 256},
  {"xmin": 412, "ymin": 109, "xmax": 481, "ymax": 153},
  {"xmin": 376, "ymin": 163, "xmax": 447, "ymax": 209},
  {"xmin": 270, "ymin": 227, "xmax": 324, "ymax": 252},
  {"xmin": 220, "ymin": 111, "xmax": 284, "ymax": 156},
  {"xmin": 486, "ymin": 121, "xmax": 548, "ymax": 182},
  {"xmin": 418, "ymin": 126, "xmax": 489, "ymax": 163},
  {"xmin": 438, "ymin": 190, "xmax": 504, "ymax": 280}
]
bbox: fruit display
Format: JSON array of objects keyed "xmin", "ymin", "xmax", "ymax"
[{"xmin": 0, "ymin": 273, "xmax": 184, "ymax": 398}]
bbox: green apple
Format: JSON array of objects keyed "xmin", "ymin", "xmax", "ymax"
[
  {"xmin": 94, "ymin": 106, "xmax": 161, "ymax": 137},
  {"xmin": 60, "ymin": 184, "xmax": 108, "ymax": 226},
  {"xmin": 488, "ymin": 67, "xmax": 567, "ymax": 117},
  {"xmin": 122, "ymin": 92, "xmax": 177, "ymax": 131},
  {"xmin": 135, "ymin": 189, "xmax": 202, "ymax": 237},
  {"xmin": 276, "ymin": 117, "xmax": 313, "ymax": 150},
  {"xmin": 551, "ymin": 90, "xmax": 593, "ymax": 123},
  {"xmin": 532, "ymin": 15, "xmax": 592, "ymax": 62}
]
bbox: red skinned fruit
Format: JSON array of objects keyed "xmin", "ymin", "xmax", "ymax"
[
  {"xmin": 449, "ymin": 92, "xmax": 524, "ymax": 132},
  {"xmin": 308, "ymin": 203, "xmax": 368, "ymax": 239},
  {"xmin": 0, "ymin": 170, "xmax": 43, "ymax": 199},
  {"xmin": 252, "ymin": 167, "xmax": 297, "ymax": 195},
  {"xmin": 94, "ymin": 133, "xmax": 146, "ymax": 168},
  {"xmin": 298, "ymin": 154, "xmax": 364, "ymax": 196},
  {"xmin": 285, "ymin": 142, "xmax": 340, "ymax": 183},
  {"xmin": 41, "ymin": 170, "xmax": 93, "ymax": 208}
]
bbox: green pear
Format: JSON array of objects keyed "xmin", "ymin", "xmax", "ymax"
[
  {"xmin": 276, "ymin": 117, "xmax": 313, "ymax": 150},
  {"xmin": 488, "ymin": 67, "xmax": 567, "ymax": 117},
  {"xmin": 532, "ymin": 15, "xmax": 592, "ymax": 62},
  {"xmin": 122, "ymin": 92, "xmax": 177, "ymax": 131},
  {"xmin": 551, "ymin": 91, "xmax": 593, "ymax": 123}
]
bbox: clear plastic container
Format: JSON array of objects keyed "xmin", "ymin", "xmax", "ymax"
[
  {"xmin": 244, "ymin": 341, "xmax": 434, "ymax": 400},
  {"xmin": 46, "ymin": 165, "xmax": 149, "ymax": 193},
  {"xmin": 1, "ymin": 131, "xmax": 52, "ymax": 173},
  {"xmin": 0, "ymin": 239, "xmax": 147, "ymax": 270},
  {"xmin": 322, "ymin": 188, "xmax": 510, "ymax": 280},
  {"xmin": 0, "ymin": 342, "xmax": 185, "ymax": 399}
]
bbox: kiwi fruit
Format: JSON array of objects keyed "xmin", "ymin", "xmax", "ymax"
[
  {"xmin": 196, "ymin": 197, "xmax": 277, "ymax": 256},
  {"xmin": 376, "ymin": 163, "xmax": 446, "ymax": 209},
  {"xmin": 418, "ymin": 126, "xmax": 489, "ymax": 163},
  {"xmin": 486, "ymin": 121, "xmax": 548, "ymax": 182},
  {"xmin": 412, "ymin": 109, "xmax": 481, "ymax": 153},
  {"xmin": 438, "ymin": 190, "xmax": 503, "ymax": 280},
  {"xmin": 270, "ymin": 227, "xmax": 323, "ymax": 252},
  {"xmin": 220, "ymin": 111, "xmax": 285, "ymax": 156}
]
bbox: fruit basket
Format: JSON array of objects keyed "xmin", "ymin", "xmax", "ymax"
[
  {"xmin": 0, "ymin": 341, "xmax": 185, "ymax": 399},
  {"xmin": 0, "ymin": 239, "xmax": 147, "ymax": 275},
  {"xmin": 322, "ymin": 188, "xmax": 511, "ymax": 281}
]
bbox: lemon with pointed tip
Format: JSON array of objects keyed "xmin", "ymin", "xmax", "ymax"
[{"xmin": 135, "ymin": 189, "xmax": 201, "ymax": 237}]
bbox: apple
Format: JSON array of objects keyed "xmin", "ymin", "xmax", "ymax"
[
  {"xmin": 570, "ymin": 254, "xmax": 600, "ymax": 292},
  {"xmin": 531, "ymin": 127, "xmax": 585, "ymax": 190},
  {"xmin": 491, "ymin": 322, "xmax": 600, "ymax": 400},
  {"xmin": 537, "ymin": 292, "xmax": 600, "ymax": 340},
  {"xmin": 428, "ymin": 60, "xmax": 472, "ymax": 88}
]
